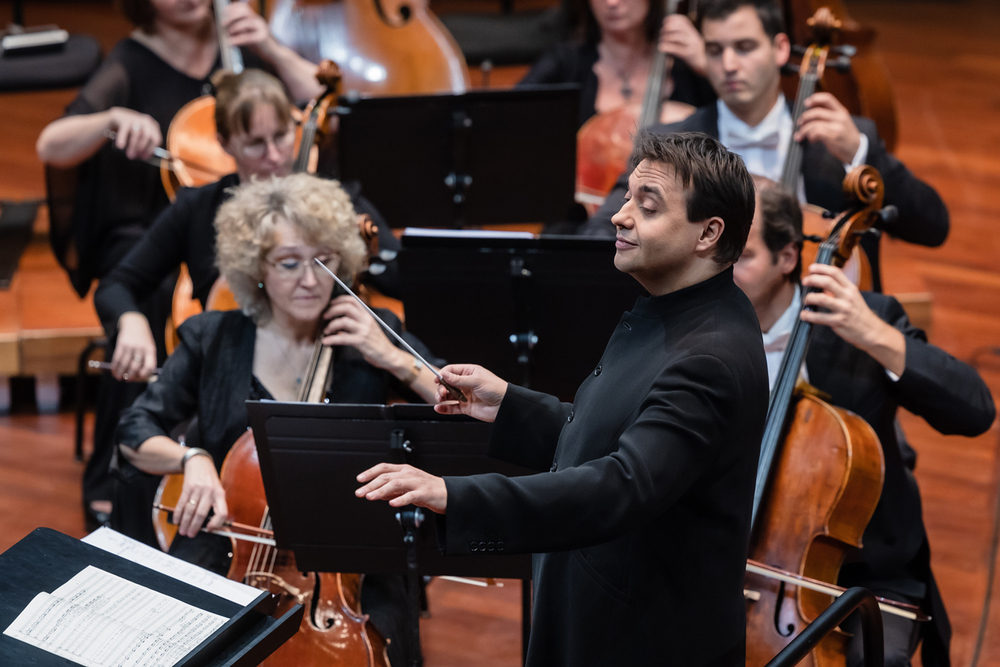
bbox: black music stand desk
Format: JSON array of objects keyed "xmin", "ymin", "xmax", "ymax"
[
  {"xmin": 337, "ymin": 85, "xmax": 579, "ymax": 228},
  {"xmin": 399, "ymin": 232, "xmax": 647, "ymax": 400},
  {"xmin": 247, "ymin": 401, "xmax": 534, "ymax": 663},
  {"xmin": 0, "ymin": 527, "xmax": 303, "ymax": 666}
]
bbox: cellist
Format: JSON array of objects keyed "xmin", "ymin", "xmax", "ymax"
[
  {"xmin": 35, "ymin": 0, "xmax": 321, "ymax": 533},
  {"xmin": 115, "ymin": 173, "xmax": 441, "ymax": 667},
  {"xmin": 733, "ymin": 179, "xmax": 995, "ymax": 667},
  {"xmin": 93, "ymin": 67, "xmax": 399, "ymax": 547},
  {"xmin": 580, "ymin": 0, "xmax": 949, "ymax": 293}
]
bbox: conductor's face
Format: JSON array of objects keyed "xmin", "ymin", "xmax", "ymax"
[{"xmin": 612, "ymin": 159, "xmax": 707, "ymax": 294}]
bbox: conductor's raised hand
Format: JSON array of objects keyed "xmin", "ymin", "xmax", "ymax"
[
  {"xmin": 433, "ymin": 364, "xmax": 507, "ymax": 422},
  {"xmin": 356, "ymin": 463, "xmax": 447, "ymax": 514}
]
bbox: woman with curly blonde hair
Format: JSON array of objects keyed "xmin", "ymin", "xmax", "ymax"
[{"xmin": 115, "ymin": 173, "xmax": 437, "ymax": 666}]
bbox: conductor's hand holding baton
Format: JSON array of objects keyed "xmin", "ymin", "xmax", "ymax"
[{"xmin": 355, "ymin": 363, "xmax": 509, "ymax": 514}]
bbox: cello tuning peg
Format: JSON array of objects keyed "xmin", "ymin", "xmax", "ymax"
[
  {"xmin": 877, "ymin": 205, "xmax": 898, "ymax": 228},
  {"xmin": 781, "ymin": 63, "xmax": 800, "ymax": 76},
  {"xmin": 831, "ymin": 56, "xmax": 852, "ymax": 74},
  {"xmin": 832, "ymin": 44, "xmax": 858, "ymax": 57},
  {"xmin": 790, "ymin": 44, "xmax": 808, "ymax": 56}
]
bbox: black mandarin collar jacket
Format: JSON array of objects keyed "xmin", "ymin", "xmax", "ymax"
[{"xmin": 441, "ymin": 267, "xmax": 769, "ymax": 666}]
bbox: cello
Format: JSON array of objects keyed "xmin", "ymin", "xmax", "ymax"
[
  {"xmin": 781, "ymin": 7, "xmax": 872, "ymax": 290},
  {"xmin": 781, "ymin": 0, "xmax": 897, "ymax": 152},
  {"xmin": 744, "ymin": 165, "xmax": 891, "ymax": 667},
  {"xmin": 154, "ymin": 212, "xmax": 391, "ymax": 667}
]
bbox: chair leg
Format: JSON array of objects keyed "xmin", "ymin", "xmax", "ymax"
[{"xmin": 75, "ymin": 338, "xmax": 107, "ymax": 462}]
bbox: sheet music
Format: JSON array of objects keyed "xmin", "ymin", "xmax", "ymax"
[
  {"xmin": 82, "ymin": 527, "xmax": 261, "ymax": 606},
  {"xmin": 3, "ymin": 565, "xmax": 228, "ymax": 667}
]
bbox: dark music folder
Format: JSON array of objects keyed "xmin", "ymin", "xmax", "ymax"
[{"xmin": 0, "ymin": 528, "xmax": 303, "ymax": 667}]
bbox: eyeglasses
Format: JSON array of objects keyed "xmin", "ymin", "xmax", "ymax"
[
  {"xmin": 237, "ymin": 129, "xmax": 296, "ymax": 159},
  {"xmin": 265, "ymin": 255, "xmax": 340, "ymax": 281}
]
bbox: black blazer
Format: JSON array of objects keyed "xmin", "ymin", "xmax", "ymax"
[
  {"xmin": 580, "ymin": 104, "xmax": 950, "ymax": 291},
  {"xmin": 807, "ymin": 292, "xmax": 994, "ymax": 667},
  {"xmin": 440, "ymin": 268, "xmax": 769, "ymax": 666}
]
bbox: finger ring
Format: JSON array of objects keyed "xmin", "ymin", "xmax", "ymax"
[
  {"xmin": 189, "ymin": 499, "xmax": 197, "ymax": 506},
  {"xmin": 122, "ymin": 372, "xmax": 129, "ymax": 381},
  {"xmin": 132, "ymin": 123, "xmax": 140, "ymax": 132}
]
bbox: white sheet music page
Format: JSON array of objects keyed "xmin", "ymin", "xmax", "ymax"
[
  {"xmin": 3, "ymin": 565, "xmax": 228, "ymax": 667},
  {"xmin": 82, "ymin": 526, "xmax": 261, "ymax": 606}
]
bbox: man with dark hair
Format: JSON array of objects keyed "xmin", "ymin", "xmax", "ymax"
[
  {"xmin": 734, "ymin": 182, "xmax": 995, "ymax": 667},
  {"xmin": 354, "ymin": 131, "xmax": 769, "ymax": 666},
  {"xmin": 582, "ymin": 0, "xmax": 948, "ymax": 292}
]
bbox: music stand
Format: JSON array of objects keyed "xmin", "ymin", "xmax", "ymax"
[
  {"xmin": 398, "ymin": 232, "xmax": 647, "ymax": 400},
  {"xmin": 247, "ymin": 401, "xmax": 534, "ymax": 665},
  {"xmin": 336, "ymin": 85, "xmax": 579, "ymax": 228}
]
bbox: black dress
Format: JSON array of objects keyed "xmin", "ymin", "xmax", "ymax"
[
  {"xmin": 49, "ymin": 38, "xmax": 270, "ymax": 509},
  {"xmin": 517, "ymin": 41, "xmax": 716, "ymax": 129}
]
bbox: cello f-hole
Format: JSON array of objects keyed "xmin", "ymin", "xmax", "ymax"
[{"xmin": 773, "ymin": 581, "xmax": 796, "ymax": 637}]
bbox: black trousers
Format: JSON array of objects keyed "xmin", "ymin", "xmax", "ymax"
[{"xmin": 844, "ymin": 592, "xmax": 922, "ymax": 667}]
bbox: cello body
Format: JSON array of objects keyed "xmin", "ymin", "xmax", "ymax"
[
  {"xmin": 745, "ymin": 393, "xmax": 884, "ymax": 667},
  {"xmin": 220, "ymin": 431, "xmax": 391, "ymax": 667},
  {"xmin": 268, "ymin": 0, "xmax": 469, "ymax": 95},
  {"xmin": 746, "ymin": 166, "xmax": 889, "ymax": 666}
]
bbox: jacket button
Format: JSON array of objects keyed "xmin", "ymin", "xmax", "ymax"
[
  {"xmin": 470, "ymin": 542, "xmax": 478, "ymax": 552},
  {"xmin": 566, "ymin": 411, "xmax": 574, "ymax": 423},
  {"xmin": 497, "ymin": 542, "xmax": 504, "ymax": 552},
  {"xmin": 487, "ymin": 542, "xmax": 495, "ymax": 552},
  {"xmin": 549, "ymin": 463, "xmax": 557, "ymax": 472},
  {"xmin": 479, "ymin": 541, "xmax": 487, "ymax": 551},
  {"xmin": 594, "ymin": 365, "xmax": 602, "ymax": 376}
]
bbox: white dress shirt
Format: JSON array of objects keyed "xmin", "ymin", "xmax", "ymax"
[
  {"xmin": 762, "ymin": 285, "xmax": 900, "ymax": 390},
  {"xmin": 762, "ymin": 285, "xmax": 807, "ymax": 390},
  {"xmin": 717, "ymin": 95, "xmax": 869, "ymax": 200}
]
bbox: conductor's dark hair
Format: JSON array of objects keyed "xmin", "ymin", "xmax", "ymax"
[
  {"xmin": 754, "ymin": 177, "xmax": 804, "ymax": 282},
  {"xmin": 698, "ymin": 0, "xmax": 786, "ymax": 39},
  {"xmin": 117, "ymin": 0, "xmax": 156, "ymax": 32},
  {"xmin": 628, "ymin": 130, "xmax": 756, "ymax": 266}
]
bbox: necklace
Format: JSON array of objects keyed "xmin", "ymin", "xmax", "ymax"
[{"xmin": 619, "ymin": 71, "xmax": 634, "ymax": 101}]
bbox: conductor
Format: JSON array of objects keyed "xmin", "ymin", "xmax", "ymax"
[{"xmin": 357, "ymin": 131, "xmax": 769, "ymax": 666}]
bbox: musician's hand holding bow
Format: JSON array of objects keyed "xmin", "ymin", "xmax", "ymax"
[
  {"xmin": 433, "ymin": 364, "xmax": 507, "ymax": 422},
  {"xmin": 111, "ymin": 312, "xmax": 158, "ymax": 381},
  {"xmin": 174, "ymin": 451, "xmax": 230, "ymax": 538},
  {"xmin": 356, "ymin": 463, "xmax": 448, "ymax": 514}
]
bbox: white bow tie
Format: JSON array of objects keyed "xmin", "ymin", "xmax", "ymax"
[
  {"xmin": 725, "ymin": 127, "xmax": 781, "ymax": 151},
  {"xmin": 762, "ymin": 331, "xmax": 791, "ymax": 354}
]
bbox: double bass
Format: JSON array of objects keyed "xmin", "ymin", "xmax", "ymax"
[{"xmin": 744, "ymin": 166, "xmax": 890, "ymax": 667}]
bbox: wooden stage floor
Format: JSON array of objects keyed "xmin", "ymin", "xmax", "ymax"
[{"xmin": 0, "ymin": 1, "xmax": 998, "ymax": 665}]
